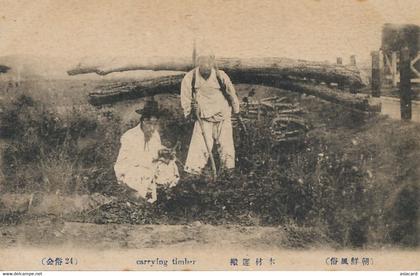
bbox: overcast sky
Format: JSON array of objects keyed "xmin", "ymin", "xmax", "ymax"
[{"xmin": 0, "ymin": 0, "xmax": 419, "ymax": 65}]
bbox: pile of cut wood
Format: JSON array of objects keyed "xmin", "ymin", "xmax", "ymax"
[{"xmin": 238, "ymin": 95, "xmax": 309, "ymax": 143}]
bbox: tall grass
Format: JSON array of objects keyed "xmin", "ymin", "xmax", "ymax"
[{"xmin": 1, "ymin": 94, "xmax": 122, "ymax": 194}]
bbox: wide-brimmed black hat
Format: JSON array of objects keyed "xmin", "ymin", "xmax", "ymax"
[{"xmin": 135, "ymin": 99, "xmax": 160, "ymax": 117}]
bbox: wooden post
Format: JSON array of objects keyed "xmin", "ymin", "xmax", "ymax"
[
  {"xmin": 348, "ymin": 56, "xmax": 358, "ymax": 94},
  {"xmin": 350, "ymin": 55, "xmax": 357, "ymax": 66},
  {"xmin": 371, "ymin": 51, "xmax": 381, "ymax": 97},
  {"xmin": 391, "ymin": 51, "xmax": 398, "ymax": 87},
  {"xmin": 192, "ymin": 39, "xmax": 197, "ymax": 67},
  {"xmin": 336, "ymin": 57, "xmax": 344, "ymax": 89},
  {"xmin": 400, "ymin": 46, "xmax": 412, "ymax": 120},
  {"xmin": 257, "ymin": 99, "xmax": 261, "ymax": 121},
  {"xmin": 379, "ymin": 50, "xmax": 385, "ymax": 84}
]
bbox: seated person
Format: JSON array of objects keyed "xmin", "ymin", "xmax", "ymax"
[{"xmin": 114, "ymin": 99, "xmax": 179, "ymax": 202}]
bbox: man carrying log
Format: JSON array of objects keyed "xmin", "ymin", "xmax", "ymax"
[
  {"xmin": 180, "ymin": 51, "xmax": 240, "ymax": 175},
  {"xmin": 114, "ymin": 99, "xmax": 180, "ymax": 202}
]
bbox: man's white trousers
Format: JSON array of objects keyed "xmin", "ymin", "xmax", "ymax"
[{"xmin": 184, "ymin": 118, "xmax": 235, "ymax": 174}]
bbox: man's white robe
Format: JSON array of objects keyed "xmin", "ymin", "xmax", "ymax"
[
  {"xmin": 180, "ymin": 68, "xmax": 240, "ymax": 174},
  {"xmin": 114, "ymin": 124, "xmax": 179, "ymax": 202}
]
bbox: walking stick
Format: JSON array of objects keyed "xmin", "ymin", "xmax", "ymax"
[{"xmin": 192, "ymin": 96, "xmax": 217, "ymax": 180}]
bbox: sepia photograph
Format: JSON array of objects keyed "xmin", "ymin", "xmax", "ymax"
[{"xmin": 0, "ymin": 0, "xmax": 419, "ymax": 272}]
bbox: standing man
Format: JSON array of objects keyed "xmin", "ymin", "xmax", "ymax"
[{"xmin": 180, "ymin": 52, "xmax": 240, "ymax": 175}]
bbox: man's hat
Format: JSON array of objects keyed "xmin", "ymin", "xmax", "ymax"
[{"xmin": 135, "ymin": 98, "xmax": 160, "ymax": 117}]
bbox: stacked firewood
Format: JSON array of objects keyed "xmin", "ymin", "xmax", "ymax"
[{"xmin": 237, "ymin": 95, "xmax": 309, "ymax": 143}]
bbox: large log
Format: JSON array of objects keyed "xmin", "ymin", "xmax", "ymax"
[
  {"xmin": 67, "ymin": 57, "xmax": 192, "ymax": 76},
  {"xmin": 88, "ymin": 74, "xmax": 184, "ymax": 106},
  {"xmin": 233, "ymin": 74, "xmax": 380, "ymax": 112},
  {"xmin": 88, "ymin": 73, "xmax": 379, "ymax": 112},
  {"xmin": 68, "ymin": 56, "xmax": 365, "ymax": 88}
]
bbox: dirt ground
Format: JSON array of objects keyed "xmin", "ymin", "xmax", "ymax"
[{"xmin": 0, "ymin": 219, "xmax": 292, "ymax": 250}]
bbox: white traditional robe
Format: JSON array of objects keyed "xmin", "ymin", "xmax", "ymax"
[
  {"xmin": 114, "ymin": 124, "xmax": 179, "ymax": 202},
  {"xmin": 180, "ymin": 68, "xmax": 240, "ymax": 174}
]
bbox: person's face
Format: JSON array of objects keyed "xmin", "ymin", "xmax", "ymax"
[
  {"xmin": 198, "ymin": 56, "xmax": 214, "ymax": 79},
  {"xmin": 141, "ymin": 115, "xmax": 159, "ymax": 135}
]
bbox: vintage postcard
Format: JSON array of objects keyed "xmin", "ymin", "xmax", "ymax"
[{"xmin": 0, "ymin": 0, "xmax": 419, "ymax": 272}]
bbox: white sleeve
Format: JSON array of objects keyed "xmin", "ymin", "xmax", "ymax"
[
  {"xmin": 220, "ymin": 71, "xmax": 240, "ymax": 114},
  {"xmin": 114, "ymin": 135, "xmax": 130, "ymax": 182},
  {"xmin": 180, "ymin": 72, "xmax": 193, "ymax": 117}
]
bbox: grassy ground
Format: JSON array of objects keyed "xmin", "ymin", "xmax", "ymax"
[{"xmin": 0, "ymin": 80, "xmax": 419, "ymax": 249}]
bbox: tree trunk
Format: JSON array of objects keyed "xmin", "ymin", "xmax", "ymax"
[
  {"xmin": 248, "ymin": 76, "xmax": 380, "ymax": 112},
  {"xmin": 88, "ymin": 73, "xmax": 379, "ymax": 112},
  {"xmin": 68, "ymin": 57, "xmax": 365, "ymax": 88},
  {"xmin": 88, "ymin": 74, "xmax": 184, "ymax": 106}
]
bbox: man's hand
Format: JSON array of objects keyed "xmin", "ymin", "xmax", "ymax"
[
  {"xmin": 231, "ymin": 113, "xmax": 247, "ymax": 134},
  {"xmin": 191, "ymin": 101, "xmax": 199, "ymax": 116},
  {"xmin": 145, "ymin": 191, "xmax": 154, "ymax": 203},
  {"xmin": 230, "ymin": 112, "xmax": 241, "ymax": 125},
  {"xmin": 232, "ymin": 111, "xmax": 241, "ymax": 118},
  {"xmin": 187, "ymin": 113, "xmax": 197, "ymax": 122},
  {"xmin": 157, "ymin": 148, "xmax": 176, "ymax": 164}
]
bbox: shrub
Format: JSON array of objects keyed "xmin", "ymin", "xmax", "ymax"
[
  {"xmin": 1, "ymin": 94, "xmax": 122, "ymax": 194},
  {"xmin": 385, "ymin": 183, "xmax": 419, "ymax": 247}
]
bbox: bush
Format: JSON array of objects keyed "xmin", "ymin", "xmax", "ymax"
[
  {"xmin": 385, "ymin": 183, "xmax": 419, "ymax": 247},
  {"xmin": 150, "ymin": 109, "xmax": 378, "ymax": 247},
  {"xmin": 1, "ymin": 94, "xmax": 122, "ymax": 194}
]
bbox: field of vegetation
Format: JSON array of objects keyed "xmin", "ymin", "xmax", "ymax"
[{"xmin": 0, "ymin": 78, "xmax": 418, "ymax": 249}]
